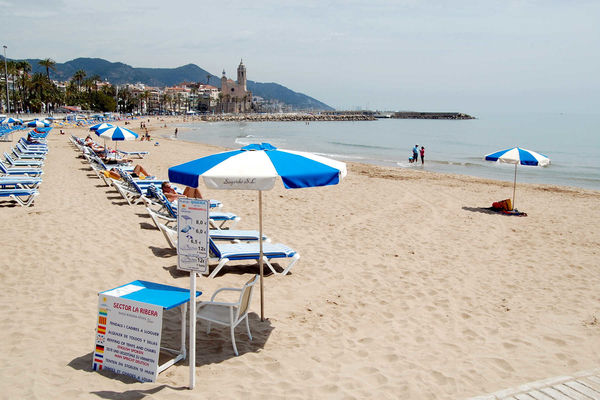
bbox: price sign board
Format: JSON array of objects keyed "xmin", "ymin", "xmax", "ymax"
[
  {"xmin": 92, "ymin": 289, "xmax": 163, "ymax": 382},
  {"xmin": 177, "ymin": 198, "xmax": 210, "ymax": 273}
]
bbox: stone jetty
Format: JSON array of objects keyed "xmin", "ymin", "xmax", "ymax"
[
  {"xmin": 196, "ymin": 113, "xmax": 375, "ymax": 122},
  {"xmin": 392, "ymin": 111, "xmax": 475, "ymax": 120}
]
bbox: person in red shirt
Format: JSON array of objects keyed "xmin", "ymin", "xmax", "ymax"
[{"xmin": 420, "ymin": 146, "xmax": 425, "ymax": 164}]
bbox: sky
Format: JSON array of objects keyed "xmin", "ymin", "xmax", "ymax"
[{"xmin": 2, "ymin": 0, "xmax": 599, "ymax": 113}]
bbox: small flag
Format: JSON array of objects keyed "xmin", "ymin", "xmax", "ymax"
[
  {"xmin": 98, "ymin": 316, "xmax": 107, "ymax": 325},
  {"xmin": 99, "ymin": 308, "xmax": 108, "ymax": 316},
  {"xmin": 93, "ymin": 362, "xmax": 103, "ymax": 371},
  {"xmin": 95, "ymin": 345, "xmax": 104, "ymax": 354},
  {"xmin": 97, "ymin": 325, "xmax": 106, "ymax": 335}
]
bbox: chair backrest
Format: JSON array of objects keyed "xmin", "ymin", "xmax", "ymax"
[
  {"xmin": 208, "ymin": 238, "xmax": 221, "ymax": 258},
  {"xmin": 153, "ymin": 187, "xmax": 177, "ymax": 217},
  {"xmin": 236, "ymin": 275, "xmax": 259, "ymax": 320}
]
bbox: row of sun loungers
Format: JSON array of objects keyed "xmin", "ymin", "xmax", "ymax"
[
  {"xmin": 70, "ymin": 134, "xmax": 300, "ymax": 278},
  {"xmin": 0, "ymin": 136, "xmax": 48, "ymax": 207}
]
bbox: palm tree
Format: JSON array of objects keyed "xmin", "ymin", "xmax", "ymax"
[
  {"xmin": 141, "ymin": 90, "xmax": 150, "ymax": 113},
  {"xmin": 82, "ymin": 77, "xmax": 94, "ymax": 94},
  {"xmin": 161, "ymin": 93, "xmax": 171, "ymax": 114},
  {"xmin": 16, "ymin": 61, "xmax": 31, "ymax": 112},
  {"xmin": 6, "ymin": 60, "xmax": 18, "ymax": 112},
  {"xmin": 38, "ymin": 58, "xmax": 56, "ymax": 79},
  {"xmin": 72, "ymin": 69, "xmax": 86, "ymax": 92}
]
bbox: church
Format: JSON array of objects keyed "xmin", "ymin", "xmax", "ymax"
[{"xmin": 220, "ymin": 60, "xmax": 253, "ymax": 113}]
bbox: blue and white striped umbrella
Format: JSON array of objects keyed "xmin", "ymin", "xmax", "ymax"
[
  {"xmin": 89, "ymin": 123, "xmax": 114, "ymax": 134},
  {"xmin": 0, "ymin": 117, "xmax": 18, "ymax": 125},
  {"xmin": 169, "ymin": 142, "xmax": 346, "ymax": 191},
  {"xmin": 168, "ymin": 142, "xmax": 346, "ymax": 320},
  {"xmin": 484, "ymin": 147, "xmax": 550, "ymax": 210},
  {"xmin": 96, "ymin": 125, "xmax": 138, "ymax": 141},
  {"xmin": 27, "ymin": 120, "xmax": 51, "ymax": 128},
  {"xmin": 484, "ymin": 147, "xmax": 550, "ymax": 167}
]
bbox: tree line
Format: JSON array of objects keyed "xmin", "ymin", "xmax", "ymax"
[{"xmin": 0, "ymin": 58, "xmax": 162, "ymax": 114}]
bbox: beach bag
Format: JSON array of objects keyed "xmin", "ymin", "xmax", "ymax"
[{"xmin": 492, "ymin": 199, "xmax": 512, "ymax": 211}]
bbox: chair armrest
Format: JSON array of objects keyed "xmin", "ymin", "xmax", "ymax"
[{"xmin": 211, "ymin": 287, "xmax": 242, "ymax": 301}]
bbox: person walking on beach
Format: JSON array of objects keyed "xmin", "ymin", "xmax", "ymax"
[
  {"xmin": 174, "ymin": 128, "xmax": 178, "ymax": 137},
  {"xmin": 413, "ymin": 144, "xmax": 419, "ymax": 164},
  {"xmin": 420, "ymin": 146, "xmax": 425, "ymax": 165}
]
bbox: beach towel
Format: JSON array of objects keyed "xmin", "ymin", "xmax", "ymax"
[{"xmin": 486, "ymin": 207, "xmax": 527, "ymax": 216}]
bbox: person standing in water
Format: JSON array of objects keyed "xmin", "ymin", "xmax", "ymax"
[
  {"xmin": 413, "ymin": 144, "xmax": 419, "ymax": 164},
  {"xmin": 420, "ymin": 146, "xmax": 425, "ymax": 164}
]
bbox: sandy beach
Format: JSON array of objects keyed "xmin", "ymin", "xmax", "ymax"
[{"xmin": 0, "ymin": 118, "xmax": 598, "ymax": 399}]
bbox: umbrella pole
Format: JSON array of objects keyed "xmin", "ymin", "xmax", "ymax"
[
  {"xmin": 259, "ymin": 190, "xmax": 265, "ymax": 321},
  {"xmin": 512, "ymin": 163, "xmax": 518, "ymax": 210}
]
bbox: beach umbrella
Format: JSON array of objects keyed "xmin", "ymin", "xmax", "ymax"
[
  {"xmin": 97, "ymin": 125, "xmax": 138, "ymax": 156},
  {"xmin": 168, "ymin": 142, "xmax": 347, "ymax": 320},
  {"xmin": 90, "ymin": 123, "xmax": 114, "ymax": 133},
  {"xmin": 27, "ymin": 120, "xmax": 51, "ymax": 128},
  {"xmin": 484, "ymin": 147, "xmax": 550, "ymax": 209},
  {"xmin": 0, "ymin": 117, "xmax": 18, "ymax": 124}
]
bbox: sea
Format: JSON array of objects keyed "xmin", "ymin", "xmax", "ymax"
[{"xmin": 173, "ymin": 112, "xmax": 600, "ymax": 191}]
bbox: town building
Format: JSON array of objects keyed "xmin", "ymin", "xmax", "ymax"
[{"xmin": 220, "ymin": 60, "xmax": 252, "ymax": 113}]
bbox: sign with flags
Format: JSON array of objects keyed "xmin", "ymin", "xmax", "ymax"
[{"xmin": 92, "ymin": 289, "xmax": 163, "ymax": 382}]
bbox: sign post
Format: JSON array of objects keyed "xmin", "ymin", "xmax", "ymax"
[{"xmin": 176, "ymin": 198, "xmax": 210, "ymax": 390}]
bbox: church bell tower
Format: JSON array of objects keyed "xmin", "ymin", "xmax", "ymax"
[{"xmin": 237, "ymin": 59, "xmax": 246, "ymax": 91}]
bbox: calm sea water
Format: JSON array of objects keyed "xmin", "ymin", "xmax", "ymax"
[{"xmin": 173, "ymin": 112, "xmax": 600, "ymax": 190}]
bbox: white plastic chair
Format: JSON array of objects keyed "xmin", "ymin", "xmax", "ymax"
[{"xmin": 196, "ymin": 275, "xmax": 259, "ymax": 356}]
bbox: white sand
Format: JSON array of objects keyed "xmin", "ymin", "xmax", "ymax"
[{"xmin": 0, "ymin": 118, "xmax": 598, "ymax": 399}]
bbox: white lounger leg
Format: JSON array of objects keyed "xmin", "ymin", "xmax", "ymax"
[
  {"xmin": 207, "ymin": 257, "xmax": 230, "ymax": 278},
  {"xmin": 11, "ymin": 192, "xmax": 38, "ymax": 207}
]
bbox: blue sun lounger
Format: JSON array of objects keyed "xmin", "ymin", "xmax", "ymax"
[
  {"xmin": 113, "ymin": 169, "xmax": 165, "ymax": 205},
  {"xmin": 118, "ymin": 150, "xmax": 149, "ymax": 159},
  {"xmin": 207, "ymin": 238, "xmax": 299, "ymax": 278},
  {"xmin": 0, "ymin": 188, "xmax": 39, "ymax": 207},
  {"xmin": 16, "ymin": 142, "xmax": 48, "ymax": 155},
  {"xmin": 19, "ymin": 138, "xmax": 48, "ymax": 150},
  {"xmin": 145, "ymin": 184, "xmax": 233, "ymax": 229},
  {"xmin": 4, "ymin": 152, "xmax": 44, "ymax": 167},
  {"xmin": 0, "ymin": 161, "xmax": 43, "ymax": 177},
  {"xmin": 11, "ymin": 147, "xmax": 46, "ymax": 160},
  {"xmin": 0, "ymin": 177, "xmax": 43, "ymax": 189},
  {"xmin": 157, "ymin": 223, "xmax": 268, "ymax": 251}
]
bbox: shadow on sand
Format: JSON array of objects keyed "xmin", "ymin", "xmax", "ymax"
[{"xmin": 69, "ymin": 308, "xmax": 273, "ymax": 399}]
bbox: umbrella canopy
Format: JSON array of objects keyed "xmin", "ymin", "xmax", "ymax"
[
  {"xmin": 168, "ymin": 142, "xmax": 346, "ymax": 320},
  {"xmin": 90, "ymin": 123, "xmax": 114, "ymax": 133},
  {"xmin": 27, "ymin": 120, "xmax": 51, "ymax": 128},
  {"xmin": 97, "ymin": 125, "xmax": 138, "ymax": 141},
  {"xmin": 169, "ymin": 142, "xmax": 346, "ymax": 191},
  {"xmin": 485, "ymin": 147, "xmax": 550, "ymax": 167},
  {"xmin": 484, "ymin": 147, "xmax": 550, "ymax": 209},
  {"xmin": 0, "ymin": 117, "xmax": 19, "ymax": 124}
]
